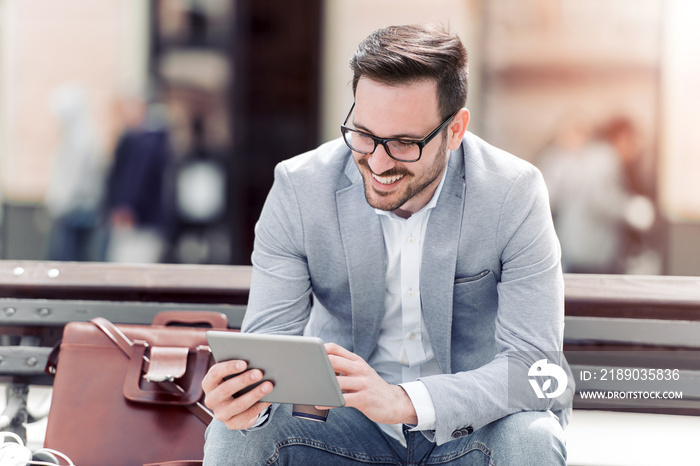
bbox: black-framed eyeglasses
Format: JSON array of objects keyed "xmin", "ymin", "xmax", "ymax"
[{"xmin": 340, "ymin": 102, "xmax": 458, "ymax": 163}]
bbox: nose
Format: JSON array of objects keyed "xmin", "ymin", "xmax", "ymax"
[{"xmin": 367, "ymin": 143, "xmax": 396, "ymax": 175}]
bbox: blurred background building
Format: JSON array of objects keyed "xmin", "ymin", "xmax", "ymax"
[{"xmin": 0, "ymin": 0, "xmax": 699, "ymax": 275}]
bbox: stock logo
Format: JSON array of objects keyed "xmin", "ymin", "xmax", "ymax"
[{"xmin": 528, "ymin": 359, "xmax": 568, "ymax": 399}]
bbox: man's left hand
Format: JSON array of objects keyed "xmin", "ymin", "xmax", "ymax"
[{"xmin": 321, "ymin": 343, "xmax": 418, "ymax": 425}]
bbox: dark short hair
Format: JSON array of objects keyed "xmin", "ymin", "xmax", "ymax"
[{"xmin": 350, "ymin": 24, "xmax": 468, "ymax": 119}]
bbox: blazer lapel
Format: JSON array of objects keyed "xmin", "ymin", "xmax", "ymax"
[
  {"xmin": 421, "ymin": 149, "xmax": 466, "ymax": 374},
  {"xmin": 337, "ymin": 159, "xmax": 386, "ymax": 360}
]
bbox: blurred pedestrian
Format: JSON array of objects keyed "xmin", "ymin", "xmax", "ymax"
[
  {"xmin": 45, "ymin": 83, "xmax": 106, "ymax": 261},
  {"xmin": 538, "ymin": 115, "xmax": 655, "ymax": 274},
  {"xmin": 104, "ymin": 96, "xmax": 173, "ymax": 263}
]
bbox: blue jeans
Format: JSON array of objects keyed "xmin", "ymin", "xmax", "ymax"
[{"xmin": 203, "ymin": 405, "xmax": 566, "ymax": 465}]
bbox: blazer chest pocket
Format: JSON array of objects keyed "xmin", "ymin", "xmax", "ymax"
[
  {"xmin": 453, "ymin": 270, "xmax": 496, "ymax": 306},
  {"xmin": 453, "ymin": 270, "xmax": 497, "ymax": 319},
  {"xmin": 454, "ymin": 270, "xmax": 490, "ymax": 284}
]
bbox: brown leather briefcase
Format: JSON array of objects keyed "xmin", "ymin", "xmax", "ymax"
[{"xmin": 44, "ymin": 311, "xmax": 231, "ymax": 465}]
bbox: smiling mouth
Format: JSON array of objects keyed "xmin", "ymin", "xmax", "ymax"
[{"xmin": 371, "ymin": 173, "xmax": 404, "ymax": 185}]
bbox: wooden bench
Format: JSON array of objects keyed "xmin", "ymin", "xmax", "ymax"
[
  {"xmin": 3, "ymin": 264, "xmax": 699, "ymax": 406},
  {"xmin": 562, "ymin": 274, "xmax": 700, "ymax": 465},
  {"xmin": 564, "ymin": 273, "xmax": 700, "ymax": 415},
  {"xmin": 2, "ymin": 262, "xmax": 700, "ymax": 459}
]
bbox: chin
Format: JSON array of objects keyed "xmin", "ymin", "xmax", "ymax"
[
  {"xmin": 364, "ymin": 188, "xmax": 405, "ymax": 212},
  {"xmin": 358, "ymin": 167, "xmax": 410, "ymax": 211}
]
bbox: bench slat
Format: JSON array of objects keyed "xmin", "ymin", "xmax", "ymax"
[
  {"xmin": 565, "ymin": 315, "xmax": 700, "ymax": 348},
  {"xmin": 0, "ymin": 299, "xmax": 246, "ymax": 328}
]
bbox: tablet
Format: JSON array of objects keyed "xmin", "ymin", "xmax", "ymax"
[{"xmin": 206, "ymin": 331, "xmax": 345, "ymax": 408}]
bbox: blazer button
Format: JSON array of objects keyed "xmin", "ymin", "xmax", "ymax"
[{"xmin": 451, "ymin": 426, "xmax": 474, "ymax": 439}]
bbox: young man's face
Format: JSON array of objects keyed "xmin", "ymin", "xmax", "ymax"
[{"xmin": 349, "ymin": 77, "xmax": 464, "ymax": 216}]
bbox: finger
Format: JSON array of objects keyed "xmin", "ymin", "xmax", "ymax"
[
  {"xmin": 202, "ymin": 360, "xmax": 247, "ymax": 393},
  {"xmin": 204, "ymin": 368, "xmax": 265, "ymax": 409},
  {"xmin": 223, "ymin": 399, "xmax": 273, "ymax": 431},
  {"xmin": 335, "ymin": 374, "xmax": 365, "ymax": 393},
  {"xmin": 242, "ymin": 401, "xmax": 274, "ymax": 429},
  {"xmin": 218, "ymin": 380, "xmax": 273, "ymax": 424},
  {"xmin": 213, "ymin": 378, "xmax": 274, "ymax": 424},
  {"xmin": 339, "ymin": 392, "xmax": 368, "ymax": 410},
  {"xmin": 327, "ymin": 354, "xmax": 352, "ymax": 375},
  {"xmin": 324, "ymin": 343, "xmax": 362, "ymax": 361}
]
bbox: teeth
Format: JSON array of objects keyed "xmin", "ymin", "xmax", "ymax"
[{"xmin": 372, "ymin": 173, "xmax": 404, "ymax": 185}]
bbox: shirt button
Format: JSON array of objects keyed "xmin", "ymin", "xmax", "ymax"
[
  {"xmin": 408, "ymin": 236, "xmax": 416, "ymax": 244},
  {"xmin": 408, "ymin": 332, "xmax": 417, "ymax": 341},
  {"xmin": 407, "ymin": 289, "xmax": 415, "ymax": 298}
]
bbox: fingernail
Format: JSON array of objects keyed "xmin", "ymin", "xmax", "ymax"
[
  {"xmin": 261, "ymin": 382, "xmax": 271, "ymax": 393},
  {"xmin": 251, "ymin": 370, "xmax": 262, "ymax": 381},
  {"xmin": 235, "ymin": 361, "xmax": 245, "ymax": 371}
]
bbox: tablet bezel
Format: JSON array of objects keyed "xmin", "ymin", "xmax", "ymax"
[{"xmin": 206, "ymin": 331, "xmax": 345, "ymax": 407}]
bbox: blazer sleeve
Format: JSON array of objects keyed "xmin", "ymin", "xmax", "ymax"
[
  {"xmin": 420, "ymin": 166, "xmax": 567, "ymax": 445},
  {"xmin": 242, "ymin": 162, "xmax": 313, "ymax": 335}
]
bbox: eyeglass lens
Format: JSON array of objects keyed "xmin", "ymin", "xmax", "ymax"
[{"xmin": 342, "ymin": 130, "xmax": 421, "ymax": 162}]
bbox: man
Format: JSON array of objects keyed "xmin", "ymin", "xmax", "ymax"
[{"xmin": 203, "ymin": 24, "xmax": 572, "ymax": 465}]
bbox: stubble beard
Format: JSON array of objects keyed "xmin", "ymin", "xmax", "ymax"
[{"xmin": 358, "ymin": 136, "xmax": 449, "ymax": 213}]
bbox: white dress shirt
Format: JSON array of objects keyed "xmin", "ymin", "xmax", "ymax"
[{"xmin": 368, "ymin": 167, "xmax": 448, "ymax": 445}]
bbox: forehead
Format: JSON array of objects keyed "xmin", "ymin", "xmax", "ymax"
[{"xmin": 353, "ymin": 77, "xmax": 440, "ymax": 137}]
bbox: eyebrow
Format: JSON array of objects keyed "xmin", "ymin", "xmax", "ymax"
[{"xmin": 352, "ymin": 119, "xmax": 425, "ymax": 140}]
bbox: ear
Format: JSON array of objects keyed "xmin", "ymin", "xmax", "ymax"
[{"xmin": 447, "ymin": 108, "xmax": 470, "ymax": 151}]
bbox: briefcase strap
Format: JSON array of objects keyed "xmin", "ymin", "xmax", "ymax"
[{"xmin": 91, "ymin": 317, "xmax": 214, "ymax": 425}]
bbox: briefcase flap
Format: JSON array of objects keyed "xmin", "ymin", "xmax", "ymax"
[
  {"xmin": 123, "ymin": 339, "xmax": 210, "ymax": 406},
  {"xmin": 144, "ymin": 346, "xmax": 189, "ymax": 382}
]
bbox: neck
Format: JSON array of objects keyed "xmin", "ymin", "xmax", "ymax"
[{"xmin": 391, "ymin": 207, "xmax": 413, "ymax": 219}]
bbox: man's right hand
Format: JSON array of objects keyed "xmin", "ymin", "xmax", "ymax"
[{"xmin": 202, "ymin": 360, "xmax": 274, "ymax": 430}]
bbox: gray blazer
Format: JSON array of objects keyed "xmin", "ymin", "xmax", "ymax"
[{"xmin": 243, "ymin": 132, "xmax": 573, "ymax": 445}]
